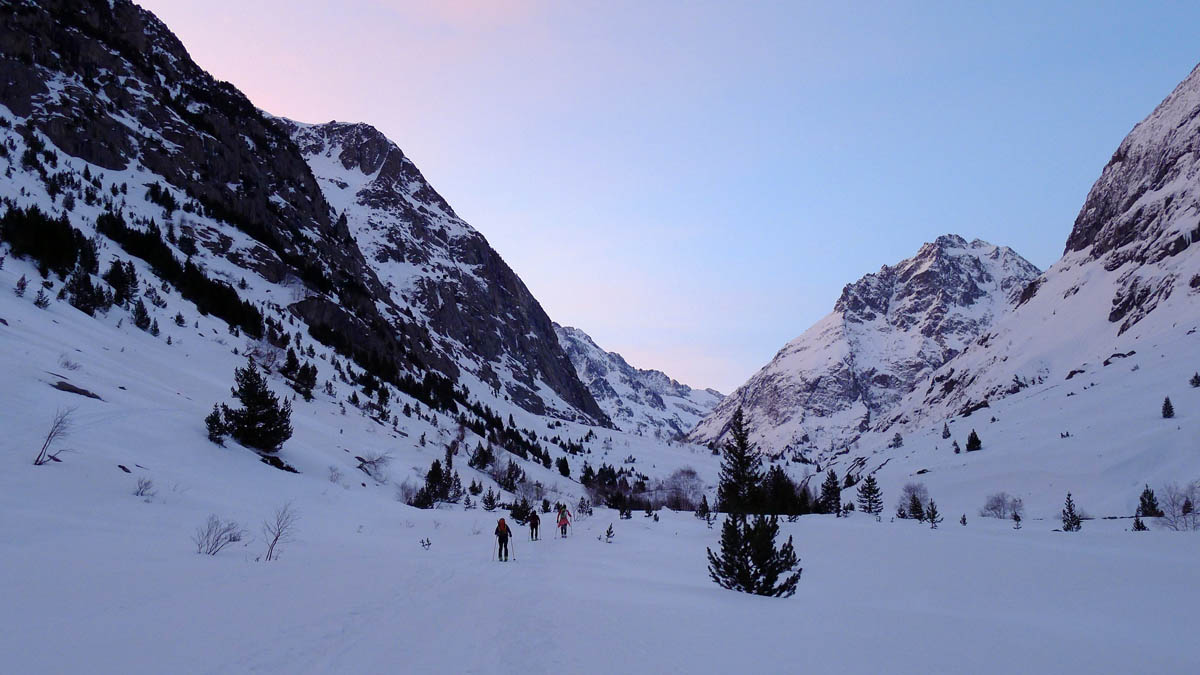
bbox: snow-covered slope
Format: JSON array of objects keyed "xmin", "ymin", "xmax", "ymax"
[
  {"xmin": 689, "ymin": 235, "xmax": 1039, "ymax": 461},
  {"xmin": 554, "ymin": 323, "xmax": 723, "ymax": 439},
  {"xmin": 885, "ymin": 63, "xmax": 1200, "ymax": 429}
]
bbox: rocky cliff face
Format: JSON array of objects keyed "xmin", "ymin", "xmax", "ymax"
[
  {"xmin": 0, "ymin": 0, "xmax": 606, "ymax": 424},
  {"xmin": 282, "ymin": 120, "xmax": 608, "ymax": 423},
  {"xmin": 687, "ymin": 236, "xmax": 1039, "ymax": 459},
  {"xmin": 554, "ymin": 324, "xmax": 721, "ymax": 438},
  {"xmin": 885, "ymin": 63, "xmax": 1200, "ymax": 427}
]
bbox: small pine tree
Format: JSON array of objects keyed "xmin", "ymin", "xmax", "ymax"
[
  {"xmin": 696, "ymin": 494, "xmax": 711, "ymax": 520},
  {"xmin": 14, "ymin": 274, "xmax": 27, "ymax": 297},
  {"xmin": 960, "ymin": 513, "xmax": 967, "ymax": 526},
  {"xmin": 706, "ymin": 513, "xmax": 802, "ymax": 597},
  {"xmin": 223, "ymin": 358, "xmax": 293, "ymax": 453},
  {"xmin": 482, "ymin": 488, "xmax": 498, "ymax": 512},
  {"xmin": 926, "ymin": 500, "xmax": 943, "ymax": 529},
  {"xmin": 952, "ymin": 440, "xmax": 961, "ymax": 454},
  {"xmin": 605, "ymin": 523, "xmax": 614, "ymax": 543},
  {"xmin": 33, "ymin": 289, "xmax": 50, "ymax": 308},
  {"xmin": 819, "ymin": 470, "xmax": 841, "ymax": 516},
  {"xmin": 942, "ymin": 422, "xmax": 951, "ymax": 439},
  {"xmin": 1162, "ymin": 397, "xmax": 1174, "ymax": 419},
  {"xmin": 1012, "ymin": 511, "xmax": 1022, "ymax": 529},
  {"xmin": 888, "ymin": 432, "xmax": 903, "ymax": 448},
  {"xmin": 205, "ymin": 404, "xmax": 227, "ymax": 445},
  {"xmin": 965, "ymin": 429, "xmax": 982, "ymax": 452},
  {"xmin": 556, "ymin": 456, "xmax": 570, "ymax": 478},
  {"xmin": 1132, "ymin": 514, "xmax": 1148, "ymax": 531},
  {"xmin": 855, "ymin": 475, "xmax": 883, "ymax": 515},
  {"xmin": 1061, "ymin": 492, "xmax": 1082, "ymax": 532},
  {"xmin": 1138, "ymin": 485, "xmax": 1163, "ymax": 518},
  {"xmin": 462, "ymin": 494, "xmax": 475, "ymax": 510},
  {"xmin": 908, "ymin": 491, "xmax": 926, "ymax": 522},
  {"xmin": 1190, "ymin": 372, "xmax": 1200, "ymax": 388}
]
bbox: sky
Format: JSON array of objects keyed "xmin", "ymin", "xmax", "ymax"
[{"xmin": 138, "ymin": 0, "xmax": 1200, "ymax": 393}]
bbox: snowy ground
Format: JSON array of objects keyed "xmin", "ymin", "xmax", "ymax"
[
  {"xmin": 4, "ymin": 490, "xmax": 1198, "ymax": 674},
  {"xmin": 2, "ymin": 225, "xmax": 1199, "ymax": 673}
]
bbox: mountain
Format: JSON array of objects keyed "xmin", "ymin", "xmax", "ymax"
[
  {"xmin": 554, "ymin": 323, "xmax": 722, "ymax": 438},
  {"xmin": 688, "ymin": 235, "xmax": 1040, "ymax": 460},
  {"xmin": 881, "ymin": 63, "xmax": 1200, "ymax": 429},
  {"xmin": 0, "ymin": 0, "xmax": 605, "ymax": 426},
  {"xmin": 281, "ymin": 120, "xmax": 608, "ymax": 424}
]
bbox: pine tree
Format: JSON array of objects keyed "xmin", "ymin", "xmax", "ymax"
[
  {"xmin": 33, "ymin": 289, "xmax": 49, "ymax": 308},
  {"xmin": 942, "ymin": 422, "xmax": 951, "ymax": 439},
  {"xmin": 462, "ymin": 494, "xmax": 475, "ymax": 510},
  {"xmin": 707, "ymin": 513, "xmax": 801, "ymax": 597},
  {"xmin": 223, "ymin": 357, "xmax": 293, "ymax": 453},
  {"xmin": 1162, "ymin": 397, "xmax": 1174, "ymax": 419},
  {"xmin": 819, "ymin": 469, "xmax": 841, "ymax": 516},
  {"xmin": 716, "ymin": 407, "xmax": 763, "ymax": 514},
  {"xmin": 696, "ymin": 494, "xmax": 711, "ymax": 520},
  {"xmin": 1190, "ymin": 372, "xmax": 1200, "ymax": 388},
  {"xmin": 855, "ymin": 474, "xmax": 883, "ymax": 515},
  {"xmin": 908, "ymin": 491, "xmax": 926, "ymax": 522},
  {"xmin": 205, "ymin": 404, "xmax": 227, "ymax": 445},
  {"xmin": 1138, "ymin": 484, "xmax": 1163, "ymax": 518},
  {"xmin": 1012, "ymin": 511, "xmax": 1022, "ymax": 529},
  {"xmin": 482, "ymin": 488, "xmax": 498, "ymax": 511},
  {"xmin": 965, "ymin": 429, "xmax": 982, "ymax": 451},
  {"xmin": 132, "ymin": 299, "xmax": 151, "ymax": 331},
  {"xmin": 762, "ymin": 465, "xmax": 799, "ymax": 515},
  {"xmin": 1132, "ymin": 515, "xmax": 1148, "ymax": 531},
  {"xmin": 605, "ymin": 523, "xmax": 614, "ymax": 543},
  {"xmin": 14, "ymin": 274, "xmax": 27, "ymax": 297},
  {"xmin": 1061, "ymin": 492, "xmax": 1082, "ymax": 532},
  {"xmin": 952, "ymin": 440, "xmax": 961, "ymax": 454},
  {"xmin": 888, "ymin": 432, "xmax": 904, "ymax": 448},
  {"xmin": 556, "ymin": 456, "xmax": 570, "ymax": 477},
  {"xmin": 960, "ymin": 514, "xmax": 967, "ymax": 526},
  {"xmin": 926, "ymin": 499, "xmax": 942, "ymax": 529}
]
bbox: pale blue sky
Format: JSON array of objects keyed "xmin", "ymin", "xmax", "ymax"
[{"xmin": 140, "ymin": 0, "xmax": 1200, "ymax": 392}]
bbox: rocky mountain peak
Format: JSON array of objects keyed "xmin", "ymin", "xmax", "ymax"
[{"xmin": 688, "ymin": 235, "xmax": 1039, "ymax": 457}]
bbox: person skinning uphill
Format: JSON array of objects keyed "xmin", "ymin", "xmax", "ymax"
[
  {"xmin": 528, "ymin": 511, "xmax": 540, "ymax": 541},
  {"xmin": 495, "ymin": 517, "xmax": 512, "ymax": 562},
  {"xmin": 556, "ymin": 504, "xmax": 572, "ymax": 538}
]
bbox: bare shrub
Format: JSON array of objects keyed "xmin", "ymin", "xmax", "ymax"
[
  {"xmin": 34, "ymin": 407, "xmax": 76, "ymax": 465},
  {"xmin": 192, "ymin": 514, "xmax": 246, "ymax": 555},
  {"xmin": 662, "ymin": 467, "xmax": 703, "ymax": 511},
  {"xmin": 327, "ymin": 465, "xmax": 343, "ymax": 484},
  {"xmin": 356, "ymin": 452, "xmax": 391, "ymax": 484},
  {"xmin": 261, "ymin": 502, "xmax": 299, "ymax": 562},
  {"xmin": 133, "ymin": 477, "xmax": 157, "ymax": 498},
  {"xmin": 57, "ymin": 353, "xmax": 81, "ymax": 371},
  {"xmin": 1160, "ymin": 481, "xmax": 1200, "ymax": 531},
  {"xmin": 394, "ymin": 478, "xmax": 421, "ymax": 504},
  {"xmin": 979, "ymin": 492, "xmax": 1024, "ymax": 519},
  {"xmin": 896, "ymin": 482, "xmax": 929, "ymax": 516}
]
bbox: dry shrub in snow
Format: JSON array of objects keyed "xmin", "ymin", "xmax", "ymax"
[
  {"xmin": 262, "ymin": 503, "xmax": 298, "ymax": 562},
  {"xmin": 1160, "ymin": 481, "xmax": 1200, "ymax": 531},
  {"xmin": 34, "ymin": 407, "xmax": 75, "ymax": 465},
  {"xmin": 979, "ymin": 492, "xmax": 1024, "ymax": 519},
  {"xmin": 133, "ymin": 477, "xmax": 156, "ymax": 498},
  {"xmin": 192, "ymin": 514, "xmax": 246, "ymax": 555}
]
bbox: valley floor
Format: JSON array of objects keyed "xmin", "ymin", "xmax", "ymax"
[{"xmin": 3, "ymin": 487, "xmax": 1197, "ymax": 674}]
